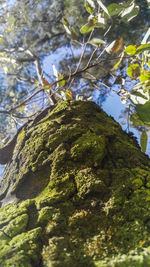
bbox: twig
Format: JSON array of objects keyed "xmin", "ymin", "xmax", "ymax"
[
  {"xmin": 85, "ymin": 46, "xmax": 98, "ymax": 69},
  {"xmin": 104, "ymin": 25, "xmax": 112, "ymax": 37},
  {"xmin": 73, "ymin": 29, "xmax": 94, "ymax": 75},
  {"xmin": 95, "ymin": 46, "xmax": 106, "ymax": 62},
  {"xmin": 9, "ymin": 88, "xmax": 44, "ymax": 112},
  {"xmin": 0, "ymin": 54, "xmax": 133, "ymax": 116}
]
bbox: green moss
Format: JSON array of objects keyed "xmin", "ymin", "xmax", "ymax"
[
  {"xmin": 37, "ymin": 172, "xmax": 76, "ymax": 204},
  {"xmin": 1, "ymin": 100, "xmax": 150, "ymax": 266},
  {"xmin": 71, "ymin": 132, "xmax": 106, "ymax": 166},
  {"xmin": 3, "ymin": 213, "xmax": 28, "ymax": 238},
  {"xmin": 0, "ymin": 254, "xmax": 32, "ymax": 267},
  {"xmin": 10, "ymin": 227, "xmax": 42, "ymax": 248},
  {"xmin": 75, "ymin": 168, "xmax": 108, "ymax": 198},
  {"xmin": 37, "ymin": 206, "xmax": 55, "ymax": 225},
  {"xmin": 31, "ymin": 150, "xmax": 49, "ymax": 172},
  {"xmin": 0, "ymin": 204, "xmax": 27, "ymax": 227},
  {"xmin": 14, "ymin": 128, "xmax": 26, "ymax": 153}
]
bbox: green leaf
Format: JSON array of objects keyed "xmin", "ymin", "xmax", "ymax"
[
  {"xmin": 43, "ymin": 85, "xmax": 52, "ymax": 90},
  {"xmin": 139, "ymin": 70, "xmax": 150, "ymax": 82},
  {"xmin": 140, "ymin": 130, "xmax": 148, "ymax": 153},
  {"xmin": 107, "ymin": 3, "xmax": 123, "ymax": 16},
  {"xmin": 136, "ymin": 101, "xmax": 150, "ymax": 122},
  {"xmin": 143, "ymin": 86, "xmax": 150, "ymax": 92},
  {"xmin": 124, "ymin": 45, "xmax": 137, "ymax": 55},
  {"xmin": 130, "ymin": 112, "xmax": 145, "ymax": 126},
  {"xmin": 135, "ymin": 44, "xmax": 150, "ymax": 54},
  {"xmin": 89, "ymin": 38, "xmax": 105, "ymax": 46},
  {"xmin": 130, "ymin": 88, "xmax": 149, "ymax": 105},
  {"xmin": 113, "ymin": 53, "xmax": 124, "ymax": 70},
  {"xmin": 127, "ymin": 64, "xmax": 140, "ymax": 79},
  {"xmin": 85, "ymin": 0, "xmax": 95, "ymax": 14},
  {"xmin": 80, "ymin": 23, "xmax": 95, "ymax": 34},
  {"xmin": 131, "ymin": 91, "xmax": 148, "ymax": 100},
  {"xmin": 95, "ymin": 22, "xmax": 105, "ymax": 28},
  {"xmin": 133, "ymin": 82, "xmax": 143, "ymax": 90},
  {"xmin": 97, "ymin": 0, "xmax": 110, "ymax": 17},
  {"xmin": 121, "ymin": 4, "xmax": 139, "ymax": 23},
  {"xmin": 61, "ymin": 18, "xmax": 69, "ymax": 25},
  {"xmin": 58, "ymin": 74, "xmax": 66, "ymax": 87}
]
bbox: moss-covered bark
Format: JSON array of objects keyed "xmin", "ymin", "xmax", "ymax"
[{"xmin": 0, "ymin": 100, "xmax": 150, "ymax": 266}]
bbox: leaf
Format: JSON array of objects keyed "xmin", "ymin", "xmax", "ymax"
[
  {"xmin": 139, "ymin": 70, "xmax": 150, "ymax": 82},
  {"xmin": 136, "ymin": 101, "xmax": 150, "ymax": 122},
  {"xmin": 97, "ymin": 14, "xmax": 105, "ymax": 25},
  {"xmin": 107, "ymin": 3, "xmax": 123, "ymax": 16},
  {"xmin": 143, "ymin": 86, "xmax": 150, "ymax": 92},
  {"xmin": 130, "ymin": 93, "xmax": 148, "ymax": 105},
  {"xmin": 121, "ymin": 3, "xmax": 135, "ymax": 17},
  {"xmin": 133, "ymin": 82, "xmax": 143, "ymax": 90},
  {"xmin": 121, "ymin": 5, "xmax": 139, "ymax": 23},
  {"xmin": 132, "ymin": 67, "xmax": 141, "ymax": 79},
  {"xmin": 140, "ymin": 130, "xmax": 148, "ymax": 153},
  {"xmin": 42, "ymin": 77, "xmax": 50, "ymax": 86},
  {"xmin": 130, "ymin": 112, "xmax": 145, "ymax": 126},
  {"xmin": 42, "ymin": 77, "xmax": 52, "ymax": 90},
  {"xmin": 61, "ymin": 18, "xmax": 69, "ymax": 25},
  {"xmin": 113, "ymin": 55, "xmax": 124, "ymax": 70},
  {"xmin": 66, "ymin": 90, "xmax": 73, "ymax": 99},
  {"xmin": 69, "ymin": 28, "xmax": 79, "ymax": 40},
  {"xmin": 135, "ymin": 44, "xmax": 150, "ymax": 54},
  {"xmin": 62, "ymin": 19, "xmax": 78, "ymax": 40},
  {"xmin": 85, "ymin": 0, "xmax": 95, "ymax": 14},
  {"xmin": 63, "ymin": 24, "xmax": 71, "ymax": 35},
  {"xmin": 95, "ymin": 18, "xmax": 105, "ymax": 28},
  {"xmin": 131, "ymin": 91, "xmax": 148, "ymax": 100},
  {"xmin": 52, "ymin": 64, "xmax": 59, "ymax": 79},
  {"xmin": 120, "ymin": 2, "xmax": 139, "ymax": 22},
  {"xmin": 89, "ymin": 38, "xmax": 105, "ymax": 46},
  {"xmin": 34, "ymin": 79, "xmax": 40, "ymax": 87},
  {"xmin": 58, "ymin": 74, "xmax": 66, "ymax": 87},
  {"xmin": 97, "ymin": 0, "xmax": 110, "ymax": 17},
  {"xmin": 121, "ymin": 97, "xmax": 128, "ymax": 104},
  {"xmin": 127, "ymin": 64, "xmax": 140, "ymax": 79},
  {"xmin": 62, "ymin": 18, "xmax": 78, "ymax": 39},
  {"xmin": 105, "ymin": 38, "xmax": 123, "ymax": 54},
  {"xmin": 124, "ymin": 45, "xmax": 137, "ymax": 55},
  {"xmin": 141, "ymin": 28, "xmax": 150, "ymax": 44},
  {"xmin": 80, "ymin": 23, "xmax": 95, "ymax": 34}
]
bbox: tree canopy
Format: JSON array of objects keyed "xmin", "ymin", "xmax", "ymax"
[{"xmin": 0, "ymin": 0, "xmax": 149, "ymax": 149}]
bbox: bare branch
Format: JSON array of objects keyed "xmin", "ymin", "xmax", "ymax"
[{"xmin": 73, "ymin": 29, "xmax": 94, "ymax": 75}]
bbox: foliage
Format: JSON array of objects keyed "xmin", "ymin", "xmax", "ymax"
[
  {"xmin": 0, "ymin": 0, "xmax": 149, "ymax": 147},
  {"xmin": 62, "ymin": 0, "xmax": 150, "ymax": 153}
]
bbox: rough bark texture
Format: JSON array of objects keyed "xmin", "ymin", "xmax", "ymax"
[{"xmin": 0, "ymin": 100, "xmax": 150, "ymax": 266}]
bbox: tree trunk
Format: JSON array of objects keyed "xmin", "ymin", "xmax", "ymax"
[{"xmin": 0, "ymin": 100, "xmax": 150, "ymax": 266}]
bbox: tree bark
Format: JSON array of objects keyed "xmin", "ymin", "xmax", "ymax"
[{"xmin": 0, "ymin": 100, "xmax": 150, "ymax": 266}]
